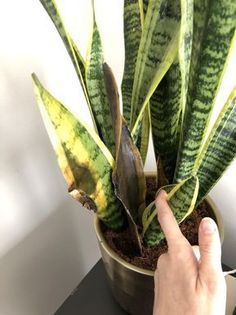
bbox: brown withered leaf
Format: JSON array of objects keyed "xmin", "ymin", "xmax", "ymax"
[
  {"xmin": 103, "ymin": 63, "xmax": 146, "ymax": 254},
  {"xmin": 69, "ymin": 183, "xmax": 97, "ymax": 212}
]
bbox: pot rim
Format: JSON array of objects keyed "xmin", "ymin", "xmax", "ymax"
[{"xmin": 94, "ymin": 195, "xmax": 224, "ymax": 277}]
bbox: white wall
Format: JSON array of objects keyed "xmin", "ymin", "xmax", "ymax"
[
  {"xmin": 0, "ymin": 1, "xmax": 235, "ymax": 314},
  {"xmin": 0, "ymin": 1, "xmax": 101, "ymax": 315}
]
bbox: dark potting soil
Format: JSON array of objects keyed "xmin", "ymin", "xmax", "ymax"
[{"xmin": 102, "ymin": 175, "xmax": 217, "ymax": 271}]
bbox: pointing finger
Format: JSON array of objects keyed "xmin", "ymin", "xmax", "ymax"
[{"xmin": 155, "ymin": 190, "xmax": 188, "ymax": 251}]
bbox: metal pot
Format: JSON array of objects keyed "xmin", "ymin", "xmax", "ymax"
[{"xmin": 94, "ymin": 195, "xmax": 224, "ymax": 315}]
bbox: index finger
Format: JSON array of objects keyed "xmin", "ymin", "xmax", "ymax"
[{"xmin": 155, "ymin": 190, "xmax": 187, "ymax": 250}]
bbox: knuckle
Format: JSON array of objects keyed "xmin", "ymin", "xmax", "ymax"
[
  {"xmin": 169, "ymin": 243, "xmax": 189, "ymax": 259},
  {"xmin": 157, "ymin": 210, "xmax": 169, "ymax": 222},
  {"xmin": 175, "ymin": 249, "xmax": 185, "ymax": 260},
  {"xmin": 200, "ymin": 244, "xmax": 213, "ymax": 255},
  {"xmin": 203, "ymin": 274, "xmax": 224, "ymax": 295}
]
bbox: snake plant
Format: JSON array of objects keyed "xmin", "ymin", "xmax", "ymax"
[{"xmin": 32, "ymin": 0, "xmax": 236, "ymax": 252}]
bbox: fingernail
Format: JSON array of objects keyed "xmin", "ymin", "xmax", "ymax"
[
  {"xmin": 155, "ymin": 189, "xmax": 167, "ymax": 199},
  {"xmin": 201, "ymin": 218, "xmax": 216, "ymax": 234}
]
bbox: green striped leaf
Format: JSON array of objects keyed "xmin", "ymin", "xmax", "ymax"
[
  {"xmin": 195, "ymin": 88, "xmax": 236, "ymax": 205},
  {"xmin": 122, "ymin": 0, "xmax": 142, "ymax": 124},
  {"xmin": 32, "ymin": 73, "xmax": 124, "ymax": 230},
  {"xmin": 174, "ymin": 0, "xmax": 211, "ymax": 182},
  {"xmin": 142, "ymin": 0, "xmax": 149, "ymax": 17},
  {"xmin": 178, "ymin": 0, "xmax": 194, "ymax": 123},
  {"xmin": 38, "ymin": 0, "xmax": 85, "ymax": 73},
  {"xmin": 139, "ymin": 1, "xmax": 155, "ymax": 170},
  {"xmin": 133, "ymin": 106, "xmax": 150, "ymax": 164},
  {"xmin": 143, "ymin": 176, "xmax": 199, "ymax": 246},
  {"xmin": 150, "ymin": 0, "xmax": 193, "ymax": 183},
  {"xmin": 85, "ymin": 18, "xmax": 116, "ymax": 157},
  {"xmin": 70, "ymin": 37, "xmax": 86, "ymax": 82},
  {"xmin": 174, "ymin": 0, "xmax": 236, "ymax": 182},
  {"xmin": 186, "ymin": 0, "xmax": 211, "ymax": 99},
  {"xmin": 130, "ymin": 0, "xmax": 181, "ymax": 130},
  {"xmin": 142, "ymin": 184, "xmax": 175, "ymax": 237},
  {"xmin": 150, "ymin": 61, "xmax": 182, "ymax": 183},
  {"xmin": 134, "ymin": 1, "xmax": 161, "ymax": 165},
  {"xmin": 103, "ymin": 63, "xmax": 146, "ymax": 253},
  {"xmin": 122, "ymin": 0, "xmax": 150, "ymax": 163},
  {"xmin": 38, "ymin": 0, "xmax": 98, "ymax": 130}
]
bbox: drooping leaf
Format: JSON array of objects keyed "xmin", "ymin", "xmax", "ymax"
[
  {"xmin": 130, "ymin": 0, "xmax": 181, "ymax": 130},
  {"xmin": 114, "ymin": 121, "xmax": 146, "ymax": 252},
  {"xmin": 103, "ymin": 63, "xmax": 146, "ymax": 253},
  {"xmin": 32, "ymin": 73, "xmax": 124, "ymax": 230},
  {"xmin": 85, "ymin": 18, "xmax": 116, "ymax": 157},
  {"xmin": 194, "ymin": 88, "xmax": 236, "ymax": 205},
  {"xmin": 113, "ymin": 121, "xmax": 146, "ymax": 222},
  {"xmin": 38, "ymin": 0, "xmax": 99, "ymax": 132},
  {"xmin": 143, "ymin": 176, "xmax": 199, "ymax": 246},
  {"xmin": 174, "ymin": 0, "xmax": 236, "ymax": 182}
]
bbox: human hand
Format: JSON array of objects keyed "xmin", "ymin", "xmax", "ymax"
[{"xmin": 153, "ymin": 190, "xmax": 226, "ymax": 315}]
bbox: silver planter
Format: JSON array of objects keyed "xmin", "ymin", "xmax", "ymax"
[{"xmin": 94, "ymin": 196, "xmax": 224, "ymax": 315}]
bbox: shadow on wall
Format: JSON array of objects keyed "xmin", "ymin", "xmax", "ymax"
[
  {"xmin": 0, "ymin": 199, "xmax": 100, "ymax": 315},
  {"xmin": 0, "ymin": 65, "xmax": 71, "ymax": 257}
]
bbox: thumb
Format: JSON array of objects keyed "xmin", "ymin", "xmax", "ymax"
[{"xmin": 198, "ymin": 217, "xmax": 222, "ymax": 277}]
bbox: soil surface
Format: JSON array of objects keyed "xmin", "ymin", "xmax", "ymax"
[{"xmin": 101, "ymin": 175, "xmax": 216, "ymax": 271}]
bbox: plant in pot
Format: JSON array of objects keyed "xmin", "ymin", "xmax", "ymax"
[{"xmin": 32, "ymin": 0, "xmax": 236, "ymax": 314}]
